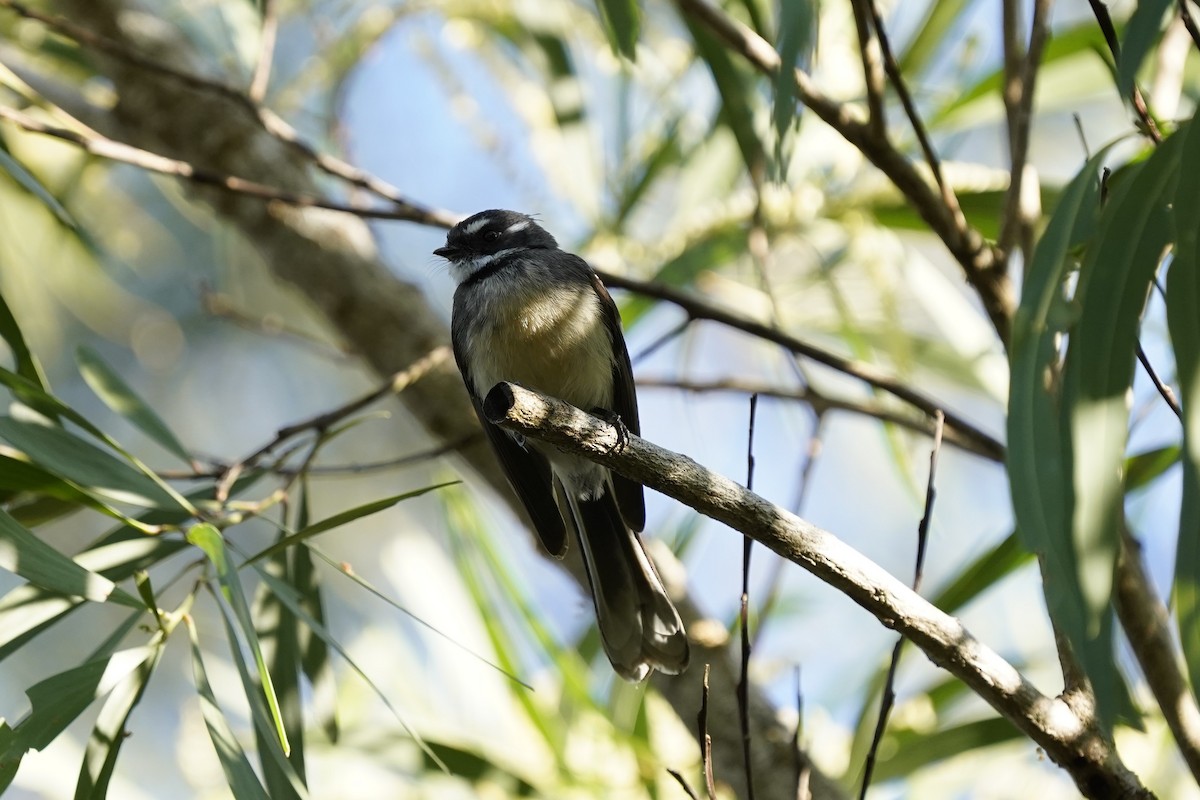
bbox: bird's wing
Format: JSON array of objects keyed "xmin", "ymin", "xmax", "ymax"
[
  {"xmin": 453, "ymin": 336, "xmax": 568, "ymax": 558},
  {"xmin": 591, "ymin": 271, "xmax": 647, "ymax": 533}
]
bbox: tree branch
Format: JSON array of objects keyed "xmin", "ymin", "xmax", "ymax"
[{"xmin": 485, "ymin": 382, "xmax": 1153, "ymax": 800}]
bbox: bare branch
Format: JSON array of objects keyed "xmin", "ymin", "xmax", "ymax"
[{"xmin": 485, "ymin": 382, "xmax": 1153, "ymax": 800}]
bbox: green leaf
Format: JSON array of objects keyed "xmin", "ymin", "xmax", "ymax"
[
  {"xmin": 0, "ymin": 145, "xmax": 79, "ymax": 232},
  {"xmin": 73, "ymin": 641, "xmax": 166, "ymax": 800},
  {"xmin": 252, "ymin": 535, "xmax": 307, "ymax": 793},
  {"xmin": 0, "ymin": 416, "xmax": 179, "ymax": 510},
  {"xmin": 621, "ymin": 223, "xmax": 749, "ymax": 326},
  {"xmin": 242, "ymin": 482, "xmax": 457, "ymax": 566},
  {"xmin": 186, "ymin": 619, "xmax": 270, "ymax": 800},
  {"xmin": 870, "ymin": 717, "xmax": 1021, "ymax": 782},
  {"xmin": 1169, "ymin": 117, "xmax": 1200, "ymax": 696},
  {"xmin": 0, "ymin": 648, "xmax": 155, "ymax": 769},
  {"xmin": 1126, "ymin": 445, "xmax": 1180, "ymax": 491},
  {"xmin": 898, "ymin": 0, "xmax": 969, "ymax": 76},
  {"xmin": 76, "ymin": 346, "xmax": 192, "ymax": 464},
  {"xmin": 0, "ymin": 369, "xmax": 197, "ymax": 516},
  {"xmin": 1060, "ymin": 127, "xmax": 1183, "ymax": 725},
  {"xmin": 686, "ymin": 16, "xmax": 765, "ymax": 181},
  {"xmin": 0, "ymin": 288, "xmax": 48, "ymax": 391},
  {"xmin": 930, "ymin": 532, "xmax": 1032, "ymax": 613},
  {"xmin": 1116, "ymin": 0, "xmax": 1173, "ymax": 100},
  {"xmin": 251, "ymin": 564, "xmax": 446, "ymax": 772},
  {"xmin": 771, "ymin": 0, "xmax": 813, "ymax": 176},
  {"xmin": 594, "ymin": 0, "xmax": 640, "ymax": 60},
  {"xmin": 1007, "ymin": 145, "xmax": 1110, "ymax": 718},
  {"xmin": 0, "ymin": 506, "xmax": 140, "ymax": 607},
  {"xmin": 187, "ymin": 522, "xmax": 291, "ymax": 758}
]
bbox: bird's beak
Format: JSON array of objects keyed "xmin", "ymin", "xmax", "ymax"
[{"xmin": 433, "ymin": 245, "xmax": 458, "ymax": 259}]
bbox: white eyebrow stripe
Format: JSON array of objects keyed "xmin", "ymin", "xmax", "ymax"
[
  {"xmin": 462, "ymin": 217, "xmax": 491, "ymax": 235},
  {"xmin": 505, "ymin": 220, "xmax": 530, "ymax": 234}
]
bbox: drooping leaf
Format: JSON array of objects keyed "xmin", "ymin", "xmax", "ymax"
[
  {"xmin": 1116, "ymin": 0, "xmax": 1173, "ymax": 101},
  {"xmin": 931, "ymin": 532, "xmax": 1032, "ymax": 613},
  {"xmin": 594, "ymin": 0, "xmax": 640, "ymax": 61},
  {"xmin": 897, "ymin": 0, "xmax": 970, "ymax": 76},
  {"xmin": 1059, "ymin": 127, "xmax": 1184, "ymax": 726},
  {"xmin": 771, "ymin": 0, "xmax": 814, "ymax": 176},
  {"xmin": 187, "ymin": 522, "xmax": 291, "ymax": 758},
  {"xmin": 73, "ymin": 640, "xmax": 166, "ymax": 800},
  {"xmin": 870, "ymin": 717, "xmax": 1021, "ymax": 782},
  {"xmin": 0, "ymin": 144, "xmax": 79, "ymax": 231},
  {"xmin": 0, "ymin": 288, "xmax": 48, "ymax": 391},
  {"xmin": 1007, "ymin": 145, "xmax": 1109, "ymax": 718},
  {"xmin": 186, "ymin": 619, "xmax": 271, "ymax": 800},
  {"xmin": 76, "ymin": 346, "xmax": 192, "ymax": 464},
  {"xmin": 1168, "ymin": 117, "xmax": 1200, "ymax": 695}
]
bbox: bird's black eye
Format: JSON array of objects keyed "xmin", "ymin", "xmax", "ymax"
[{"xmin": 484, "ymin": 230, "xmax": 501, "ymax": 242}]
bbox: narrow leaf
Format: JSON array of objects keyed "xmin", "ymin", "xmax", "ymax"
[
  {"xmin": 0, "ymin": 289, "xmax": 48, "ymax": 390},
  {"xmin": 187, "ymin": 523, "xmax": 291, "ymax": 757},
  {"xmin": 76, "ymin": 346, "xmax": 192, "ymax": 464},
  {"xmin": 1116, "ymin": 0, "xmax": 1173, "ymax": 100},
  {"xmin": 185, "ymin": 619, "xmax": 270, "ymax": 800},
  {"xmin": 1169, "ymin": 117, "xmax": 1200, "ymax": 695},
  {"xmin": 594, "ymin": 0, "xmax": 640, "ymax": 60}
]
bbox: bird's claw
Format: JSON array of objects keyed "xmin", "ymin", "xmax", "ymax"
[{"xmin": 590, "ymin": 408, "xmax": 630, "ymax": 453}]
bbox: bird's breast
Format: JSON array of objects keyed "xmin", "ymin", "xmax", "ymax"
[{"xmin": 468, "ymin": 282, "xmax": 614, "ymax": 411}]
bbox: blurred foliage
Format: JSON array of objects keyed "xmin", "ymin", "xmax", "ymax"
[{"xmin": 0, "ymin": 0, "xmax": 1198, "ymax": 798}]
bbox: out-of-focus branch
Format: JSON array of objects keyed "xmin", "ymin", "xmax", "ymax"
[
  {"xmin": 485, "ymin": 382, "xmax": 1152, "ymax": 800},
  {"xmin": 0, "ymin": 0, "xmax": 459, "ymax": 227},
  {"xmin": 674, "ymin": 0, "xmax": 1015, "ymax": 346},
  {"xmin": 1116, "ymin": 531, "xmax": 1200, "ymax": 783}
]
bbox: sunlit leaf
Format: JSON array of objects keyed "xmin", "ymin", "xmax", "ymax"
[
  {"xmin": 871, "ymin": 717, "xmax": 1021, "ymax": 782},
  {"xmin": 0, "ymin": 288, "xmax": 48, "ymax": 391},
  {"xmin": 0, "ymin": 648, "xmax": 155, "ymax": 771},
  {"xmin": 0, "ymin": 416, "xmax": 178, "ymax": 510},
  {"xmin": 0, "ymin": 507, "xmax": 139, "ymax": 607},
  {"xmin": 187, "ymin": 522, "xmax": 291, "ymax": 757}
]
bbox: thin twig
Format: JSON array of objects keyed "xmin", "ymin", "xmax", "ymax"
[
  {"xmin": 631, "ymin": 318, "xmax": 693, "ymax": 365},
  {"xmin": 755, "ymin": 411, "xmax": 825, "ymax": 649},
  {"xmin": 1085, "ymin": 0, "xmax": 1163, "ymax": 143},
  {"xmin": 859, "ymin": 411, "xmax": 944, "ymax": 798},
  {"xmin": 867, "ymin": 0, "xmax": 958, "ymax": 207},
  {"xmin": 214, "ymin": 348, "xmax": 450, "ymax": 501},
  {"xmin": 737, "ymin": 394, "xmax": 759, "ymax": 800},
  {"xmin": 603, "ymin": 271, "xmax": 1005, "ymax": 460},
  {"xmin": 249, "ymin": 0, "xmax": 280, "ymax": 102},
  {"xmin": 1136, "ymin": 344, "xmax": 1184, "ymax": 419},
  {"xmin": 0, "ymin": 105, "xmax": 452, "ymax": 223},
  {"xmin": 0, "ymin": 0, "xmax": 460, "ymax": 227},
  {"xmin": 1181, "ymin": 0, "xmax": 1200, "ymax": 51},
  {"xmin": 795, "ymin": 666, "xmax": 810, "ymax": 800},
  {"xmin": 699, "ymin": 663, "xmax": 717, "ymax": 800},
  {"xmin": 849, "ymin": 0, "xmax": 887, "ymax": 139},
  {"xmin": 997, "ymin": 0, "xmax": 1052, "ymax": 259},
  {"xmin": 667, "ymin": 769, "xmax": 701, "ymax": 800}
]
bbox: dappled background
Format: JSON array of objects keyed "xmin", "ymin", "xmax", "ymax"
[{"xmin": 0, "ymin": 0, "xmax": 1196, "ymax": 798}]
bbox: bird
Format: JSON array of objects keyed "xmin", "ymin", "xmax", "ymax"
[{"xmin": 435, "ymin": 209, "xmax": 689, "ymax": 681}]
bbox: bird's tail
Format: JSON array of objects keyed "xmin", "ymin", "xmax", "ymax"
[{"xmin": 567, "ymin": 484, "xmax": 689, "ymax": 682}]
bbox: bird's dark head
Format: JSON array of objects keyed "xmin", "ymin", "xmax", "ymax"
[{"xmin": 434, "ymin": 210, "xmax": 556, "ymax": 282}]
